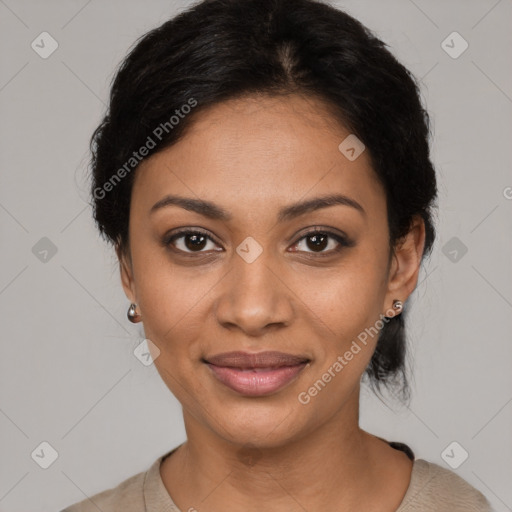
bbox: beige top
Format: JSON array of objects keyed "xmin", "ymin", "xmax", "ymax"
[{"xmin": 61, "ymin": 443, "xmax": 493, "ymax": 512}]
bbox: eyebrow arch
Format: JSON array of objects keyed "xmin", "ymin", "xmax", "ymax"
[{"xmin": 150, "ymin": 193, "xmax": 366, "ymax": 221}]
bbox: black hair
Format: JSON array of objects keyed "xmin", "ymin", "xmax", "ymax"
[{"xmin": 89, "ymin": 0, "xmax": 437, "ymax": 403}]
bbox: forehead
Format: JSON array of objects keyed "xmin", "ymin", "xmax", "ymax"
[{"xmin": 132, "ymin": 94, "xmax": 385, "ymax": 219}]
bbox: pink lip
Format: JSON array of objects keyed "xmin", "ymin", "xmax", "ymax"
[{"xmin": 204, "ymin": 351, "xmax": 310, "ymax": 397}]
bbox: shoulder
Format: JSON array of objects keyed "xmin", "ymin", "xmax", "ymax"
[
  {"xmin": 397, "ymin": 459, "xmax": 493, "ymax": 512},
  {"xmin": 60, "ymin": 467, "xmax": 147, "ymax": 512}
]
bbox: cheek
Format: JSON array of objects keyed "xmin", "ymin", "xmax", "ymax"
[
  {"xmin": 295, "ymin": 249, "xmax": 389, "ymax": 394},
  {"xmin": 303, "ymin": 254, "xmax": 387, "ymax": 338},
  {"xmin": 137, "ymin": 271, "xmax": 209, "ymax": 352},
  {"xmin": 129, "ymin": 244, "xmax": 205, "ymax": 351},
  {"xmin": 133, "ymin": 259, "xmax": 212, "ymax": 407},
  {"xmin": 295, "ymin": 275, "xmax": 386, "ymax": 416}
]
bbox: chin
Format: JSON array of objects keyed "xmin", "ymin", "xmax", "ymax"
[{"xmin": 207, "ymin": 398, "xmax": 308, "ymax": 448}]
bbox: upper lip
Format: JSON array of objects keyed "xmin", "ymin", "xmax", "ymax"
[{"xmin": 204, "ymin": 351, "xmax": 310, "ymax": 369}]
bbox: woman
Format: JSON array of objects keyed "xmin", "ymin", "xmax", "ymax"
[{"xmin": 62, "ymin": 0, "xmax": 492, "ymax": 510}]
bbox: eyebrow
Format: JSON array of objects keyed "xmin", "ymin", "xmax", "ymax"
[{"xmin": 150, "ymin": 193, "xmax": 366, "ymax": 221}]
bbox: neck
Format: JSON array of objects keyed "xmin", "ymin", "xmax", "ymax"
[{"xmin": 160, "ymin": 387, "xmax": 410, "ymax": 511}]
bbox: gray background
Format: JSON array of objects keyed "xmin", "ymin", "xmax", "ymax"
[{"xmin": 0, "ymin": 0, "xmax": 511, "ymax": 511}]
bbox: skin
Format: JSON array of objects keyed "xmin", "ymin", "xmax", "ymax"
[{"xmin": 118, "ymin": 93, "xmax": 426, "ymax": 512}]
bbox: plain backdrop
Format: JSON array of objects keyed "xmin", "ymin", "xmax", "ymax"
[{"xmin": 0, "ymin": 0, "xmax": 511, "ymax": 511}]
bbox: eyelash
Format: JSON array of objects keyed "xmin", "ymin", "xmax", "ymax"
[{"xmin": 162, "ymin": 227, "xmax": 352, "ymax": 258}]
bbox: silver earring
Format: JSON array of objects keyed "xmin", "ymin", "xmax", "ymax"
[
  {"xmin": 127, "ymin": 303, "xmax": 142, "ymax": 323},
  {"xmin": 392, "ymin": 300, "xmax": 403, "ymax": 312}
]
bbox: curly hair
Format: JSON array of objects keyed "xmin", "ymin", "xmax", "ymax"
[{"xmin": 89, "ymin": 0, "xmax": 438, "ymax": 403}]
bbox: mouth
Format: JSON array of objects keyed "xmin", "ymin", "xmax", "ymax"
[{"xmin": 203, "ymin": 351, "xmax": 311, "ymax": 397}]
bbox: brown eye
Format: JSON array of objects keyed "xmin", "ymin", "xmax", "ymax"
[
  {"xmin": 290, "ymin": 229, "xmax": 350, "ymax": 255},
  {"xmin": 304, "ymin": 233, "xmax": 329, "ymax": 252},
  {"xmin": 164, "ymin": 230, "xmax": 221, "ymax": 254}
]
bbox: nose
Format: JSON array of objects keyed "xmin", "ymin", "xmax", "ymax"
[{"xmin": 213, "ymin": 249, "xmax": 295, "ymax": 337}]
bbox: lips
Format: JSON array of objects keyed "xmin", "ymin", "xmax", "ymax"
[
  {"xmin": 205, "ymin": 351, "xmax": 309, "ymax": 368},
  {"xmin": 204, "ymin": 351, "xmax": 310, "ymax": 396}
]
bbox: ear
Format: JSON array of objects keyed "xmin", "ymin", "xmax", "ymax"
[
  {"xmin": 116, "ymin": 243, "xmax": 137, "ymax": 304},
  {"xmin": 383, "ymin": 215, "xmax": 426, "ymax": 311}
]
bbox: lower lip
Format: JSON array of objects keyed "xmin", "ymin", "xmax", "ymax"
[{"xmin": 205, "ymin": 362, "xmax": 308, "ymax": 396}]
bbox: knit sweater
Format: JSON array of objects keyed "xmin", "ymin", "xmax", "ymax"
[{"xmin": 61, "ymin": 442, "xmax": 493, "ymax": 511}]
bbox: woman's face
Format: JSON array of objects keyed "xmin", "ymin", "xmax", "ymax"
[{"xmin": 120, "ymin": 94, "xmax": 424, "ymax": 448}]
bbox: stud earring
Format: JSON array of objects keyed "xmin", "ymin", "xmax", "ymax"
[
  {"xmin": 127, "ymin": 303, "xmax": 142, "ymax": 323},
  {"xmin": 392, "ymin": 299, "xmax": 403, "ymax": 312}
]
